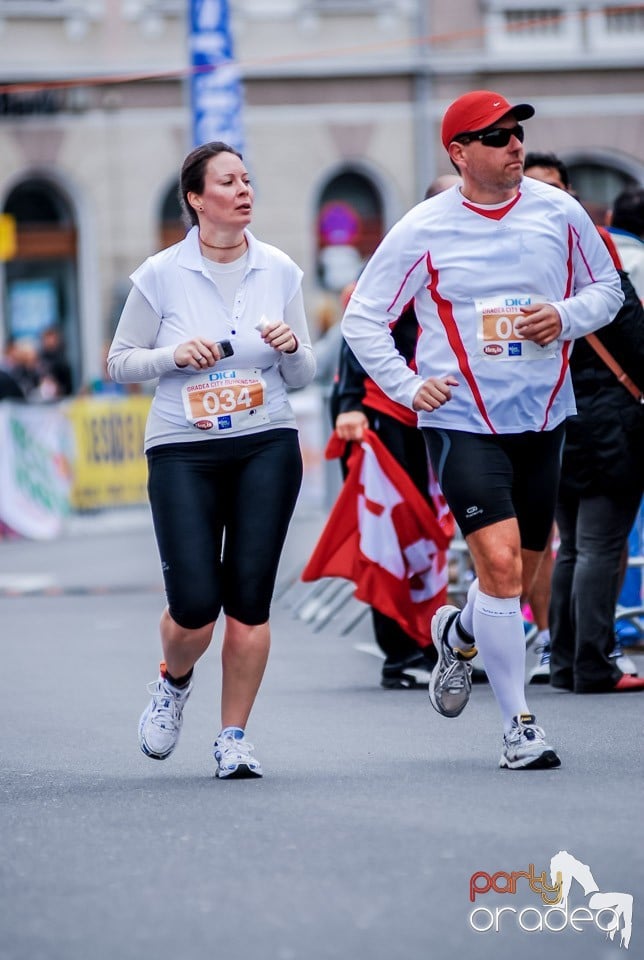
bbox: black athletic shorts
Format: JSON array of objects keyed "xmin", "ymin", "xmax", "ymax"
[
  {"xmin": 146, "ymin": 429, "xmax": 302, "ymax": 629},
  {"xmin": 422, "ymin": 424, "xmax": 565, "ymax": 551}
]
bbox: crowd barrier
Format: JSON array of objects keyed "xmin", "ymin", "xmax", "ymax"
[{"xmin": 0, "ymin": 386, "xmax": 331, "ymax": 540}]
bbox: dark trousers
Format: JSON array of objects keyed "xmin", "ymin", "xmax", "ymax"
[
  {"xmin": 550, "ymin": 489, "xmax": 642, "ymax": 692},
  {"xmin": 361, "ymin": 410, "xmax": 430, "ymax": 663}
]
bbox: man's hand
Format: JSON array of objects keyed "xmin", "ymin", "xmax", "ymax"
[
  {"xmin": 515, "ymin": 303, "xmax": 562, "ymax": 346},
  {"xmin": 335, "ymin": 410, "xmax": 369, "ymax": 442},
  {"xmin": 412, "ymin": 376, "xmax": 459, "ymax": 412}
]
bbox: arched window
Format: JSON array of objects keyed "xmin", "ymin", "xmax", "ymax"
[
  {"xmin": 565, "ymin": 157, "xmax": 641, "ymax": 224},
  {"xmin": 316, "ymin": 170, "xmax": 384, "ymax": 292},
  {"xmin": 159, "ymin": 180, "xmax": 185, "ymax": 251},
  {"xmin": 2, "ymin": 177, "xmax": 80, "ymax": 390}
]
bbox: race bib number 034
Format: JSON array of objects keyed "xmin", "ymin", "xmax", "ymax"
[
  {"xmin": 475, "ymin": 295, "xmax": 558, "ymax": 361},
  {"xmin": 181, "ymin": 368, "xmax": 269, "ymax": 432}
]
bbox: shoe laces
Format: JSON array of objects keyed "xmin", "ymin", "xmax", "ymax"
[
  {"xmin": 146, "ymin": 679, "xmax": 187, "ymax": 728},
  {"xmin": 215, "ymin": 734, "xmax": 255, "ymax": 762},
  {"xmin": 440, "ymin": 657, "xmax": 471, "ymax": 693},
  {"xmin": 507, "ymin": 716, "xmax": 546, "ymax": 745},
  {"xmin": 539, "ymin": 646, "xmax": 551, "ymax": 666}
]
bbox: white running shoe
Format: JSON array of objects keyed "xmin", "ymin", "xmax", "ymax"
[
  {"xmin": 214, "ymin": 731, "xmax": 263, "ymax": 779},
  {"xmin": 138, "ymin": 672, "xmax": 193, "ymax": 760},
  {"xmin": 499, "ymin": 714, "xmax": 561, "ymax": 770},
  {"xmin": 429, "ymin": 605, "xmax": 477, "ymax": 718},
  {"xmin": 528, "ymin": 639, "xmax": 551, "ymax": 684}
]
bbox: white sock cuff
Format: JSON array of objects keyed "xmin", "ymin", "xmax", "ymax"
[{"xmin": 475, "ymin": 592, "xmax": 521, "ymax": 618}]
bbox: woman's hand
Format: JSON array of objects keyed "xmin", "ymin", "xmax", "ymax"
[
  {"xmin": 258, "ymin": 320, "xmax": 298, "ymax": 354},
  {"xmin": 174, "ymin": 338, "xmax": 227, "ymax": 370}
]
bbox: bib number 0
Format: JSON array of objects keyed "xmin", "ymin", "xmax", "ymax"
[
  {"xmin": 202, "ymin": 385, "xmax": 253, "ymax": 414},
  {"xmin": 475, "ymin": 294, "xmax": 557, "ymax": 361}
]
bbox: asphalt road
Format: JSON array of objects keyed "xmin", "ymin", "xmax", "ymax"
[{"xmin": 1, "ymin": 504, "xmax": 642, "ymax": 960}]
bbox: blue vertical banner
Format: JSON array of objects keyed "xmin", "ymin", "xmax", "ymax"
[{"xmin": 189, "ymin": 0, "xmax": 244, "ymax": 150}]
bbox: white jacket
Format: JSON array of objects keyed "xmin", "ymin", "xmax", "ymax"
[{"xmin": 108, "ymin": 227, "xmax": 315, "ymax": 449}]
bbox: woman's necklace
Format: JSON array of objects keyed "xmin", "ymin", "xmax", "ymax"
[{"xmin": 199, "ymin": 234, "xmax": 246, "ymax": 251}]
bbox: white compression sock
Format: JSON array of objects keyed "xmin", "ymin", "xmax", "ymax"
[
  {"xmin": 473, "ymin": 591, "xmax": 529, "ymax": 732},
  {"xmin": 459, "ymin": 577, "xmax": 478, "ymax": 637}
]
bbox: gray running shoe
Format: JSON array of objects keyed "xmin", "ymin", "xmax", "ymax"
[
  {"xmin": 138, "ymin": 673, "xmax": 192, "ymax": 760},
  {"xmin": 499, "ymin": 714, "xmax": 561, "ymax": 770},
  {"xmin": 429, "ymin": 605, "xmax": 477, "ymax": 718}
]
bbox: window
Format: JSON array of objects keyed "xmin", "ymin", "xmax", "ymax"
[
  {"xmin": 484, "ymin": 1, "xmax": 581, "ymax": 56},
  {"xmin": 604, "ymin": 4, "xmax": 644, "ymax": 34},
  {"xmin": 0, "ymin": 1, "xmax": 101, "ymax": 16},
  {"xmin": 567, "ymin": 161, "xmax": 638, "ymax": 224},
  {"xmin": 316, "ymin": 170, "xmax": 384, "ymax": 292},
  {"xmin": 311, "ymin": 1, "xmax": 384, "ymax": 12},
  {"xmin": 503, "ymin": 8, "xmax": 563, "ymax": 36},
  {"xmin": 587, "ymin": 2, "xmax": 644, "ymax": 52}
]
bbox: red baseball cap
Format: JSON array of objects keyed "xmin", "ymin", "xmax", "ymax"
[{"xmin": 441, "ymin": 90, "xmax": 535, "ymax": 149}]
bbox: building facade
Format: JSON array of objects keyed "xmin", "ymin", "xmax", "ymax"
[{"xmin": 0, "ymin": 0, "xmax": 642, "ymax": 389}]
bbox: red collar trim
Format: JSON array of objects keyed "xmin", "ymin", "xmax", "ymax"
[{"xmin": 462, "ymin": 192, "xmax": 521, "ymax": 221}]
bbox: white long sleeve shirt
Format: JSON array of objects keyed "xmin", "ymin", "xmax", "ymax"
[
  {"xmin": 342, "ymin": 178, "xmax": 624, "ymax": 434},
  {"xmin": 108, "ymin": 227, "xmax": 316, "ymax": 450}
]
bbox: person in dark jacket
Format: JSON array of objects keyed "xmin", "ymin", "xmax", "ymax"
[
  {"xmin": 549, "ymin": 243, "xmax": 644, "ymax": 693},
  {"xmin": 0, "ymin": 368, "xmax": 25, "ymax": 401},
  {"xmin": 331, "ymin": 299, "xmax": 440, "ymax": 688}
]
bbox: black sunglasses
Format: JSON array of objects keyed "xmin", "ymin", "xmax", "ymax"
[{"xmin": 455, "ymin": 124, "xmax": 525, "ymax": 148}]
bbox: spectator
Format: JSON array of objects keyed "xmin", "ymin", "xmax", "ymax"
[
  {"xmin": 0, "ymin": 367, "xmax": 25, "ymax": 401},
  {"xmin": 520, "ymin": 151, "xmax": 576, "ymax": 683},
  {"xmin": 328, "ymin": 175, "xmax": 460, "ymax": 689},
  {"xmin": 38, "ymin": 325, "xmax": 73, "ymax": 398},
  {"xmin": 3, "ymin": 338, "xmax": 41, "ymax": 399},
  {"xmin": 331, "ymin": 300, "xmax": 439, "ymax": 688},
  {"xmin": 606, "ymin": 187, "xmax": 644, "ymax": 301},
  {"xmin": 549, "ymin": 229, "xmax": 644, "ymax": 693}
]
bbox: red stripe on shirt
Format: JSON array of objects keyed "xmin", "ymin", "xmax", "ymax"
[
  {"xmin": 387, "ymin": 254, "xmax": 427, "ymax": 313},
  {"xmin": 572, "ymin": 225, "xmax": 598, "ymax": 282},
  {"xmin": 565, "ymin": 226, "xmax": 574, "ymax": 297},
  {"xmin": 425, "ymin": 251, "xmax": 497, "ymax": 434},
  {"xmin": 540, "ymin": 340, "xmax": 571, "ymax": 430}
]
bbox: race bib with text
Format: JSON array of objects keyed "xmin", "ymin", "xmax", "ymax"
[
  {"xmin": 181, "ymin": 368, "xmax": 269, "ymax": 432},
  {"xmin": 475, "ymin": 294, "xmax": 559, "ymax": 361}
]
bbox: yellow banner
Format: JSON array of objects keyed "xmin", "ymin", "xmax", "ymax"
[
  {"xmin": 0, "ymin": 213, "xmax": 17, "ymax": 261},
  {"xmin": 66, "ymin": 395, "xmax": 151, "ymax": 510}
]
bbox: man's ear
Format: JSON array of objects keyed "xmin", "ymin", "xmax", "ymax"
[{"xmin": 447, "ymin": 142, "xmax": 466, "ymax": 173}]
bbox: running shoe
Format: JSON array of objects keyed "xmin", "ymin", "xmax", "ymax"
[
  {"xmin": 429, "ymin": 605, "xmax": 477, "ymax": 718},
  {"xmin": 499, "ymin": 714, "xmax": 561, "ymax": 770},
  {"xmin": 609, "ymin": 645, "xmax": 638, "ymax": 677},
  {"xmin": 523, "ymin": 620, "xmax": 539, "ymax": 649},
  {"xmin": 528, "ymin": 639, "xmax": 551, "ymax": 684},
  {"xmin": 138, "ymin": 672, "xmax": 193, "ymax": 760},
  {"xmin": 214, "ymin": 730, "xmax": 263, "ymax": 779},
  {"xmin": 381, "ymin": 649, "xmax": 436, "ymax": 689}
]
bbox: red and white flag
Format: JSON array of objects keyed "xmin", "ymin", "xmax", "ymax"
[{"xmin": 301, "ymin": 429, "xmax": 454, "ymax": 647}]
